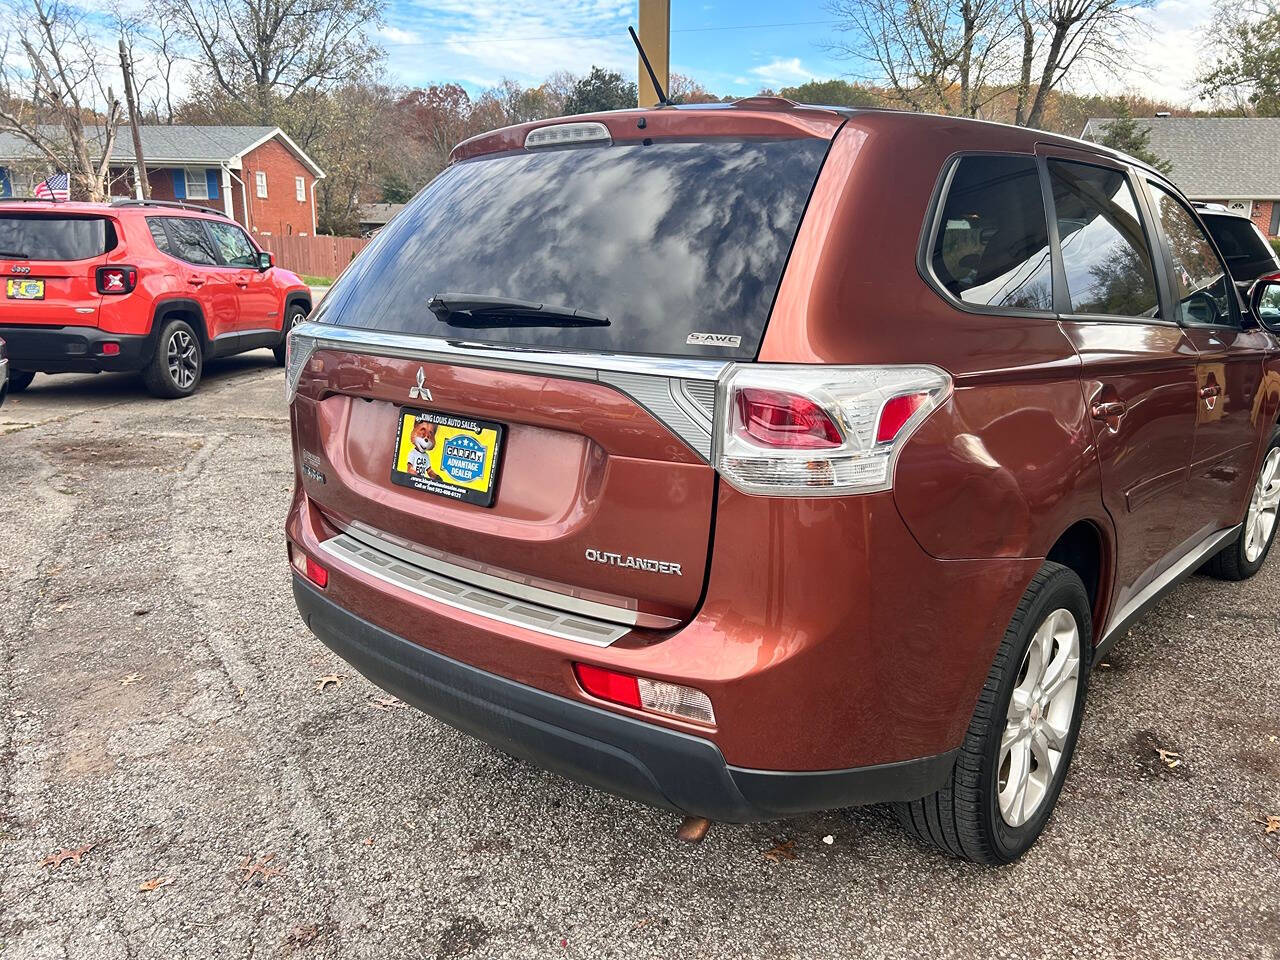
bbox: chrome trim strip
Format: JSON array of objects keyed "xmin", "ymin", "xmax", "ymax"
[
  {"xmin": 1098, "ymin": 524, "xmax": 1240, "ymax": 650},
  {"xmin": 294, "ymin": 322, "xmax": 728, "ymax": 461},
  {"xmin": 338, "ymin": 519, "xmax": 677, "ymax": 629},
  {"xmin": 294, "ymin": 321, "xmax": 729, "ymax": 381},
  {"xmin": 317, "ymin": 533, "xmax": 631, "ymax": 647}
]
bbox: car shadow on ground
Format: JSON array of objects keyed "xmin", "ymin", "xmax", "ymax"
[{"xmin": 10, "ymin": 350, "xmax": 279, "ymax": 402}]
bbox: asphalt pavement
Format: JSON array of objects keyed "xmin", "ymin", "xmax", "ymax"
[{"xmin": 0, "ymin": 355, "xmax": 1277, "ymax": 959}]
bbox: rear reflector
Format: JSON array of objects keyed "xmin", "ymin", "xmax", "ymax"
[
  {"xmin": 290, "ymin": 545, "xmax": 328, "ymax": 588},
  {"xmin": 99, "ymin": 342, "xmax": 121, "ymax": 356},
  {"xmin": 574, "ymin": 664, "xmax": 715, "ymax": 724}
]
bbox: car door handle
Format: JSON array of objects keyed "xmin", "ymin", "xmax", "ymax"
[
  {"xmin": 1091, "ymin": 401, "xmax": 1127, "ymax": 421},
  {"xmin": 1199, "ymin": 385, "xmax": 1222, "ymax": 399},
  {"xmin": 187, "ymin": 277, "xmax": 205, "ymax": 287}
]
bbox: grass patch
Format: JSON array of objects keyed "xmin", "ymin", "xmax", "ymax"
[{"xmin": 300, "ymin": 274, "xmax": 334, "ymax": 286}]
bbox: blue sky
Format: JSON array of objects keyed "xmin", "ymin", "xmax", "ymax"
[{"xmin": 377, "ymin": 0, "xmax": 1216, "ymax": 103}]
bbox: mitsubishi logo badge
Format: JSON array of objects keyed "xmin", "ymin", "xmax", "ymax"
[{"xmin": 409, "ymin": 367, "xmax": 432, "ymax": 401}]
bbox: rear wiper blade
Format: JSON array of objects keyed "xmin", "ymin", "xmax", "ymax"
[
  {"xmin": 427, "ymin": 293, "xmax": 610, "ymax": 328},
  {"xmin": 0, "ymin": 249, "xmax": 28, "ymax": 259}
]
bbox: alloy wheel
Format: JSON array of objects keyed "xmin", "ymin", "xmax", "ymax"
[
  {"xmin": 167, "ymin": 330, "xmax": 199, "ymax": 390},
  {"xmin": 1244, "ymin": 447, "xmax": 1280, "ymax": 563},
  {"xmin": 998, "ymin": 607, "xmax": 1081, "ymax": 828}
]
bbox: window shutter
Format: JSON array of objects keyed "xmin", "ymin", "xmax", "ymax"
[
  {"xmin": 206, "ymin": 169, "xmax": 219, "ymax": 200},
  {"xmin": 1269, "ymin": 202, "xmax": 1280, "ymax": 238},
  {"xmin": 173, "ymin": 168, "xmax": 186, "ymax": 199}
]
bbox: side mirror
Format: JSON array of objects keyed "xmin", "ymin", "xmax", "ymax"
[
  {"xmin": 257, "ymin": 251, "xmax": 274, "ymax": 272},
  {"xmin": 1248, "ymin": 271, "xmax": 1280, "ymax": 331}
]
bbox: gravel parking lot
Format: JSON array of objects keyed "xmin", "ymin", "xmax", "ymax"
[{"xmin": 1, "ymin": 355, "xmax": 1278, "ymax": 959}]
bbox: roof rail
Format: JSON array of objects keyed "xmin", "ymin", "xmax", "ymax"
[{"xmin": 109, "ymin": 199, "xmax": 228, "ymax": 216}]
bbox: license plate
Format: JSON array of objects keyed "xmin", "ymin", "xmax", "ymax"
[
  {"xmin": 390, "ymin": 407, "xmax": 504, "ymax": 507},
  {"xmin": 6, "ymin": 279, "xmax": 43, "ymax": 300}
]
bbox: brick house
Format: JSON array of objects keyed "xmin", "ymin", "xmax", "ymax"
[
  {"xmin": 0, "ymin": 125, "xmax": 325, "ymax": 239},
  {"xmin": 1082, "ymin": 116, "xmax": 1280, "ymax": 237}
]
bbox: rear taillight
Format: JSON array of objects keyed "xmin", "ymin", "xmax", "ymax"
[
  {"xmin": 573, "ymin": 664, "xmax": 715, "ymax": 725},
  {"xmin": 713, "ymin": 365, "xmax": 951, "ymax": 496},
  {"xmin": 284, "ymin": 326, "xmax": 317, "ymax": 404},
  {"xmin": 290, "ymin": 544, "xmax": 329, "ymax": 588},
  {"xmin": 96, "ymin": 265, "xmax": 137, "ymax": 294}
]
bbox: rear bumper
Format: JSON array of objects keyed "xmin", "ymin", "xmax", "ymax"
[
  {"xmin": 0, "ymin": 324, "xmax": 154, "ymax": 373},
  {"xmin": 293, "ymin": 576, "xmax": 957, "ymax": 822}
]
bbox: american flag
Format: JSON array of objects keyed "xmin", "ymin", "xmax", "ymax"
[{"xmin": 34, "ymin": 173, "xmax": 69, "ymax": 201}]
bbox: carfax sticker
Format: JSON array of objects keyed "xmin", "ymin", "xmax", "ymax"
[{"xmin": 391, "ymin": 408, "xmax": 503, "ymax": 507}]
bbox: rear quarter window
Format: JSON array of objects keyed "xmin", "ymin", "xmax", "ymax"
[{"xmin": 0, "ymin": 214, "xmax": 115, "ymax": 260}]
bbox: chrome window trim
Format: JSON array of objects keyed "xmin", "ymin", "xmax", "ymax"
[
  {"xmin": 317, "ymin": 532, "xmax": 633, "ymax": 647},
  {"xmin": 294, "ymin": 321, "xmax": 728, "ymax": 461},
  {"xmin": 336, "ymin": 519, "xmax": 677, "ymax": 630}
]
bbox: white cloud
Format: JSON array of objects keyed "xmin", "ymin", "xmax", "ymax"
[
  {"xmin": 379, "ymin": 25, "xmax": 423, "ymax": 45},
  {"xmin": 747, "ymin": 57, "xmax": 812, "ymax": 88}
]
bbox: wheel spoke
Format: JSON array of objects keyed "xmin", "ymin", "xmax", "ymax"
[{"xmin": 1001, "ymin": 739, "xmax": 1032, "ymax": 826}]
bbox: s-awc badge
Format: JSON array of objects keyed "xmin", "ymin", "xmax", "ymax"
[{"xmin": 686, "ymin": 331, "xmax": 742, "ymax": 347}]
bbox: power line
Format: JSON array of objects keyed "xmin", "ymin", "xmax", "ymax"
[{"xmin": 380, "ymin": 18, "xmax": 841, "ymax": 47}]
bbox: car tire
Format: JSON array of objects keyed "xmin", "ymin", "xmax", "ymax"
[
  {"xmin": 8, "ymin": 369, "xmax": 35, "ymax": 393},
  {"xmin": 1205, "ymin": 427, "xmax": 1280, "ymax": 581},
  {"xmin": 142, "ymin": 319, "xmax": 203, "ymax": 399},
  {"xmin": 273, "ymin": 304, "xmax": 308, "ymax": 366},
  {"xmin": 893, "ymin": 561, "xmax": 1091, "ymax": 864}
]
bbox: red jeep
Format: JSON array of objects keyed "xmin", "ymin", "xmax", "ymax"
[{"xmin": 0, "ymin": 199, "xmax": 312, "ymax": 397}]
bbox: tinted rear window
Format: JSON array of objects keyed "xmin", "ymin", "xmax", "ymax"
[
  {"xmin": 318, "ymin": 137, "xmax": 830, "ymax": 358},
  {"xmin": 1202, "ymin": 213, "xmax": 1273, "ymax": 264},
  {"xmin": 0, "ymin": 214, "xmax": 113, "ymax": 260}
]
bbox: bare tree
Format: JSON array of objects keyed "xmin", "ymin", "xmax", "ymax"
[
  {"xmin": 162, "ymin": 0, "xmax": 384, "ymax": 123},
  {"xmin": 0, "ymin": 0, "xmax": 123, "ymax": 200},
  {"xmin": 827, "ymin": 0, "xmax": 1152, "ymax": 127},
  {"xmin": 826, "ymin": 0, "xmax": 1021, "ymax": 117}
]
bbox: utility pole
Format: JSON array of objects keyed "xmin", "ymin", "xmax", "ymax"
[
  {"xmin": 118, "ymin": 39, "xmax": 150, "ymax": 199},
  {"xmin": 637, "ymin": 0, "xmax": 670, "ymax": 108}
]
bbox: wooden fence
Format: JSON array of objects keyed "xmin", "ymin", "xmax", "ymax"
[{"xmin": 268, "ymin": 234, "xmax": 370, "ymax": 279}]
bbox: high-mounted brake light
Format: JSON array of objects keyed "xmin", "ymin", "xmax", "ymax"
[
  {"xmin": 524, "ymin": 122, "xmax": 612, "ymax": 149},
  {"xmin": 573, "ymin": 664, "xmax": 716, "ymax": 724},
  {"xmin": 714, "ymin": 365, "xmax": 951, "ymax": 497},
  {"xmin": 96, "ymin": 265, "xmax": 137, "ymax": 294}
]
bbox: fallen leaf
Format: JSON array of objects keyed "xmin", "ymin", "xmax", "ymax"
[
  {"xmin": 1154, "ymin": 747, "xmax": 1181, "ymax": 768},
  {"xmin": 763, "ymin": 838, "xmax": 797, "ymax": 862},
  {"xmin": 314, "ymin": 674, "xmax": 343, "ymax": 692},
  {"xmin": 39, "ymin": 843, "xmax": 94, "ymax": 869},
  {"xmin": 238, "ymin": 853, "xmax": 284, "ymax": 884},
  {"xmin": 1262, "ymin": 815, "xmax": 1280, "ymax": 835},
  {"xmin": 368, "ymin": 696, "xmax": 401, "ymax": 711},
  {"xmin": 138, "ymin": 876, "xmax": 173, "ymax": 893},
  {"xmin": 120, "ymin": 673, "xmax": 141, "ymax": 686},
  {"xmin": 133, "ymin": 608, "xmax": 150, "ymax": 617}
]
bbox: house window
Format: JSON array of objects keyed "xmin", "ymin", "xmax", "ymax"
[
  {"xmin": 295, "ymin": 176, "xmax": 305, "ymax": 202},
  {"xmin": 255, "ymin": 170, "xmax": 268, "ymax": 198},
  {"xmin": 183, "ymin": 168, "xmax": 209, "ymax": 201}
]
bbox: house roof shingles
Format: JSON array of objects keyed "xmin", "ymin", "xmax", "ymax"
[
  {"xmin": 1082, "ymin": 116, "xmax": 1280, "ymax": 199},
  {"xmin": 0, "ymin": 124, "xmax": 321, "ymax": 175}
]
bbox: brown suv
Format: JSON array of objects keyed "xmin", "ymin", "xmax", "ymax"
[{"xmin": 283, "ymin": 103, "xmax": 1280, "ymax": 864}]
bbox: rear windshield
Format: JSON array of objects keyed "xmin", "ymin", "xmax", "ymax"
[
  {"xmin": 0, "ymin": 214, "xmax": 113, "ymax": 260},
  {"xmin": 318, "ymin": 137, "xmax": 831, "ymax": 358},
  {"xmin": 1202, "ymin": 213, "xmax": 1273, "ymax": 265}
]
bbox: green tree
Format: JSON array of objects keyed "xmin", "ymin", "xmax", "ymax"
[
  {"xmin": 1199, "ymin": 2, "xmax": 1280, "ymax": 114},
  {"xmin": 563, "ymin": 67, "xmax": 637, "ymax": 115},
  {"xmin": 380, "ymin": 173, "xmax": 414, "ymax": 204},
  {"xmin": 778, "ymin": 79, "xmax": 883, "ymax": 107},
  {"xmin": 1089, "ymin": 100, "xmax": 1173, "ymax": 174}
]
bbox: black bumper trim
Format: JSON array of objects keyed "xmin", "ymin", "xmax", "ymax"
[
  {"xmin": 293, "ymin": 577, "xmax": 958, "ymax": 821},
  {"xmin": 0, "ymin": 324, "xmax": 154, "ymax": 373}
]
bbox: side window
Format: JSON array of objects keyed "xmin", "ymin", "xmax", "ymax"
[
  {"xmin": 930, "ymin": 155, "xmax": 1053, "ymax": 310},
  {"xmin": 1048, "ymin": 160, "xmax": 1159, "ymax": 319},
  {"xmin": 206, "ymin": 221, "xmax": 259, "ymax": 268},
  {"xmin": 147, "ymin": 218, "xmax": 171, "ymax": 253},
  {"xmin": 163, "ymin": 217, "xmax": 219, "ymax": 266},
  {"xmin": 1150, "ymin": 185, "xmax": 1237, "ymax": 327}
]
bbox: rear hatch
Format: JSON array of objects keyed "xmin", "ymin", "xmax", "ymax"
[
  {"xmin": 290, "ymin": 112, "xmax": 837, "ymax": 626},
  {"xmin": 0, "ymin": 210, "xmax": 112, "ymax": 325}
]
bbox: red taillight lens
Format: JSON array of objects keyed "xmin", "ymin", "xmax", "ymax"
[
  {"xmin": 574, "ymin": 663, "xmax": 641, "ymax": 708},
  {"xmin": 96, "ymin": 266, "xmax": 137, "ymax": 294},
  {"xmin": 305, "ymin": 556, "xmax": 329, "ymax": 589},
  {"xmin": 99, "ymin": 342, "xmax": 121, "ymax": 356},
  {"xmin": 733, "ymin": 387, "xmax": 842, "ymax": 449},
  {"xmin": 876, "ymin": 392, "xmax": 930, "ymax": 443}
]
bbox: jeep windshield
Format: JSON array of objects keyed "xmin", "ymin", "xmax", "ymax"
[{"xmin": 316, "ymin": 136, "xmax": 831, "ymax": 359}]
